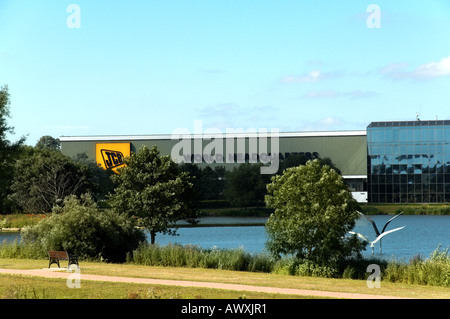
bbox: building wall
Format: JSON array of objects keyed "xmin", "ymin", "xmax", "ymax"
[
  {"xmin": 368, "ymin": 120, "xmax": 450, "ymax": 203},
  {"xmin": 60, "ymin": 131, "xmax": 368, "ymax": 177}
]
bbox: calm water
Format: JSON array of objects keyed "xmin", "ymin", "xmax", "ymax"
[
  {"xmin": 155, "ymin": 215, "xmax": 449, "ymax": 261},
  {"xmin": 1, "ymin": 215, "xmax": 449, "ymax": 261}
]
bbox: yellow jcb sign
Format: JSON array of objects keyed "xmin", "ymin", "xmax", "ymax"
[{"xmin": 96, "ymin": 143, "xmax": 130, "ymax": 172}]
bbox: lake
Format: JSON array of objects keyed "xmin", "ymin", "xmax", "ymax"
[
  {"xmin": 155, "ymin": 215, "xmax": 449, "ymax": 261},
  {"xmin": 1, "ymin": 215, "xmax": 448, "ymax": 261}
]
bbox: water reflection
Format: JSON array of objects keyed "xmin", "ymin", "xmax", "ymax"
[{"xmin": 1, "ymin": 215, "xmax": 448, "ymax": 261}]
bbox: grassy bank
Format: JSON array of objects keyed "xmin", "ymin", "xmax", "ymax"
[
  {"xmin": 361, "ymin": 204, "xmax": 450, "ymax": 215},
  {"xmin": 0, "ymin": 272, "xmax": 302, "ymax": 299},
  {"xmin": 200, "ymin": 204, "xmax": 450, "ymax": 217},
  {"xmin": 0, "ymin": 258, "xmax": 449, "ymax": 299},
  {"xmin": 1, "ymin": 240, "xmax": 449, "ymax": 288},
  {"xmin": 127, "ymin": 243, "xmax": 450, "ymax": 287},
  {"xmin": 0, "ymin": 214, "xmax": 46, "ymax": 229}
]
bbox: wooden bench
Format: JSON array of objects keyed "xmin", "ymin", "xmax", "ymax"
[{"xmin": 48, "ymin": 251, "xmax": 79, "ymax": 269}]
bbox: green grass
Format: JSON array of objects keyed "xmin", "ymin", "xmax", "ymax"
[
  {"xmin": 0, "ymin": 273, "xmax": 306, "ymax": 299},
  {"xmin": 2, "ymin": 239, "xmax": 449, "ymax": 288},
  {"xmin": 0, "ymin": 258, "xmax": 449, "ymax": 299}
]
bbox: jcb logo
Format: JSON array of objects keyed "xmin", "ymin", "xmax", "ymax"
[
  {"xmin": 101, "ymin": 149, "xmax": 125, "ymax": 169},
  {"xmin": 96, "ymin": 143, "xmax": 130, "ymax": 172}
]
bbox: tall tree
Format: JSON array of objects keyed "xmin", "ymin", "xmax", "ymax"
[
  {"xmin": 179, "ymin": 164, "xmax": 226, "ymax": 201},
  {"xmin": 9, "ymin": 148, "xmax": 94, "ymax": 213},
  {"xmin": 265, "ymin": 160, "xmax": 364, "ymax": 264},
  {"xmin": 35, "ymin": 135, "xmax": 61, "ymax": 151},
  {"xmin": 278, "ymin": 153, "xmax": 341, "ymax": 175},
  {"xmin": 224, "ymin": 163, "xmax": 270, "ymax": 208},
  {"xmin": 109, "ymin": 145, "xmax": 198, "ymax": 244},
  {"xmin": 0, "ymin": 85, "xmax": 25, "ymax": 213}
]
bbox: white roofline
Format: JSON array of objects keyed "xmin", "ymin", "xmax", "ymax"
[
  {"xmin": 60, "ymin": 130, "xmax": 367, "ymax": 142},
  {"xmin": 342, "ymin": 175, "xmax": 368, "ymax": 179}
]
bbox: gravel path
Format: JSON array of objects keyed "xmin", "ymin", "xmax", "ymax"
[{"xmin": 0, "ymin": 268, "xmax": 408, "ymax": 299}]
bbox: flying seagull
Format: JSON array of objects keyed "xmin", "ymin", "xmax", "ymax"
[
  {"xmin": 350, "ymin": 211, "xmax": 405, "ymax": 254},
  {"xmin": 349, "ymin": 226, "xmax": 405, "ymax": 255}
]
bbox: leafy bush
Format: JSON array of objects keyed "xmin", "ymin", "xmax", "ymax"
[
  {"xmin": 271, "ymin": 257, "xmax": 299, "ymax": 276},
  {"xmin": 265, "ymin": 160, "xmax": 365, "ymax": 264},
  {"xmin": 294, "ymin": 259, "xmax": 339, "ymax": 278},
  {"xmin": 22, "ymin": 195, "xmax": 145, "ymax": 262}
]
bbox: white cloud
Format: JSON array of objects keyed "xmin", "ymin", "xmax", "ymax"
[
  {"xmin": 302, "ymin": 89, "xmax": 379, "ymax": 99},
  {"xmin": 380, "ymin": 56, "xmax": 450, "ymax": 80},
  {"xmin": 343, "ymin": 90, "xmax": 379, "ymax": 99},
  {"xmin": 303, "ymin": 90, "xmax": 340, "ymax": 99},
  {"xmin": 414, "ymin": 56, "xmax": 450, "ymax": 78},
  {"xmin": 281, "ymin": 70, "xmax": 343, "ymax": 84},
  {"xmin": 318, "ymin": 116, "xmax": 344, "ymax": 126}
]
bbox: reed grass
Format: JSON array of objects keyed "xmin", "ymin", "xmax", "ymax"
[
  {"xmin": 0, "ymin": 214, "xmax": 46, "ymax": 229},
  {"xmin": 128, "ymin": 242, "xmax": 275, "ymax": 272},
  {"xmin": 0, "ymin": 238, "xmax": 47, "ymax": 259},
  {"xmin": 383, "ymin": 245, "xmax": 450, "ymax": 286}
]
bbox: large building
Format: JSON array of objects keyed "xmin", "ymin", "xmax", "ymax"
[
  {"xmin": 367, "ymin": 120, "xmax": 450, "ymax": 203},
  {"xmin": 59, "ymin": 119, "xmax": 450, "ymax": 204}
]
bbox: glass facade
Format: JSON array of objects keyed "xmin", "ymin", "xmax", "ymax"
[{"xmin": 367, "ymin": 120, "xmax": 450, "ymax": 203}]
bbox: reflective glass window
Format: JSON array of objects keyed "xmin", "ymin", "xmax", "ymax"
[
  {"xmin": 414, "ymin": 128, "xmax": 422, "ymax": 141},
  {"xmin": 392, "ymin": 129, "xmax": 399, "ymax": 141},
  {"xmin": 368, "ymin": 121, "xmax": 450, "ymax": 203},
  {"xmin": 436, "ymin": 127, "xmax": 443, "ymax": 141},
  {"xmin": 444, "ymin": 128, "xmax": 450, "ymax": 140},
  {"xmin": 414, "ymin": 164, "xmax": 422, "ymax": 174},
  {"xmin": 400, "ymin": 165, "xmax": 407, "ymax": 174},
  {"xmin": 399, "ymin": 129, "xmax": 408, "ymax": 141}
]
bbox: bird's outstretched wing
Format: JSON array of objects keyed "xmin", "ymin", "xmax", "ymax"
[
  {"xmin": 371, "ymin": 226, "xmax": 405, "ymax": 245},
  {"xmin": 349, "ymin": 231, "xmax": 370, "ymax": 243},
  {"xmin": 358, "ymin": 212, "xmax": 380, "ymax": 236},
  {"xmin": 381, "ymin": 212, "xmax": 404, "ymax": 233}
]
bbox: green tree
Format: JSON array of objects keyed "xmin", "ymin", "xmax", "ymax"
[
  {"xmin": 224, "ymin": 163, "xmax": 270, "ymax": 208},
  {"xmin": 9, "ymin": 148, "xmax": 95, "ymax": 213},
  {"xmin": 109, "ymin": 145, "xmax": 198, "ymax": 244},
  {"xmin": 278, "ymin": 153, "xmax": 341, "ymax": 175},
  {"xmin": 22, "ymin": 195, "xmax": 145, "ymax": 262},
  {"xmin": 199, "ymin": 166, "xmax": 226, "ymax": 200},
  {"xmin": 0, "ymin": 85, "xmax": 25, "ymax": 213},
  {"xmin": 35, "ymin": 135, "xmax": 61, "ymax": 150},
  {"xmin": 72, "ymin": 152, "xmax": 116, "ymax": 201},
  {"xmin": 265, "ymin": 160, "xmax": 364, "ymax": 264}
]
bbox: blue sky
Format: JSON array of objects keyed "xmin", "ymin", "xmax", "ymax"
[{"xmin": 1, "ymin": 1, "xmax": 450, "ymax": 145}]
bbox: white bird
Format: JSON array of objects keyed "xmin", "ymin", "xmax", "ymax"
[
  {"xmin": 349, "ymin": 211, "xmax": 405, "ymax": 255},
  {"xmin": 358, "ymin": 211, "xmax": 405, "ymax": 254},
  {"xmin": 349, "ymin": 226, "xmax": 405, "ymax": 255}
]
